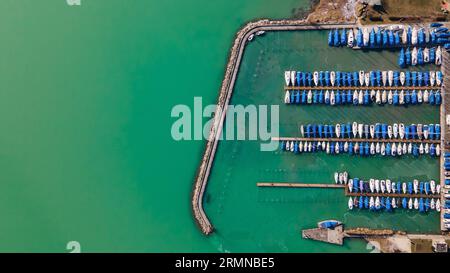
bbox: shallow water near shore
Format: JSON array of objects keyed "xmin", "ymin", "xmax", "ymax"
[{"xmin": 204, "ymin": 30, "xmax": 440, "ymax": 252}]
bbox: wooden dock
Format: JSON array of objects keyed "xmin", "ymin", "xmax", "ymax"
[
  {"xmin": 257, "ymin": 182, "xmax": 345, "ymax": 188},
  {"xmin": 258, "ymin": 181, "xmax": 440, "ymax": 199},
  {"xmin": 284, "ymin": 86, "xmax": 440, "ymax": 91},
  {"xmin": 273, "ymin": 136, "xmax": 440, "ymax": 144}
]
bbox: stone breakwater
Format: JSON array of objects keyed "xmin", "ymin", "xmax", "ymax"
[{"xmin": 192, "ymin": 19, "xmax": 355, "ymax": 235}]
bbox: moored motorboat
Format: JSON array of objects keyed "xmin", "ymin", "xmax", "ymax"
[
  {"xmin": 388, "ymin": 70, "xmax": 393, "ymax": 86},
  {"xmin": 423, "ymin": 89, "xmax": 429, "ymax": 103},
  {"xmin": 430, "ymin": 71, "xmax": 436, "ymax": 86},
  {"xmin": 370, "ymin": 125, "xmax": 375, "ymax": 138},
  {"xmin": 381, "ymin": 143, "xmax": 386, "ymax": 156},
  {"xmin": 408, "ymin": 198, "xmax": 413, "ymax": 210},
  {"xmin": 290, "ymin": 71, "xmax": 296, "ymax": 86},
  {"xmin": 343, "ymin": 172, "xmax": 348, "ymax": 184},
  {"xmin": 400, "ymin": 72, "xmax": 405, "ymax": 86},
  {"xmin": 375, "ymin": 90, "xmax": 381, "ymax": 104},
  {"xmin": 387, "ymin": 125, "xmax": 393, "ymax": 138},
  {"xmin": 388, "ymin": 90, "xmax": 393, "ymax": 104},
  {"xmin": 375, "ymin": 142, "xmax": 380, "ymax": 154},
  {"xmin": 411, "ymin": 27, "xmax": 418, "ymax": 45},
  {"xmin": 369, "ymin": 196, "xmax": 375, "ymax": 210},
  {"xmin": 335, "ymin": 124, "xmax": 341, "ymax": 138},
  {"xmin": 431, "ymin": 198, "xmax": 435, "ymax": 210},
  {"xmin": 358, "ymin": 123, "xmax": 364, "ymax": 138},
  {"xmin": 402, "ymin": 182, "xmax": 407, "ymax": 194},
  {"xmin": 375, "ymin": 196, "xmax": 381, "ymax": 210},
  {"xmin": 348, "ymin": 179, "xmax": 353, "ymax": 192},
  {"xmin": 424, "ymin": 47, "xmax": 430, "ymax": 63},
  {"xmin": 334, "ymin": 172, "xmax": 339, "ymax": 184},
  {"xmin": 330, "ymin": 71, "xmax": 335, "ymax": 86},
  {"xmin": 436, "ymin": 199, "xmax": 441, "ymax": 212},
  {"xmin": 364, "ymin": 72, "xmax": 370, "ymax": 87}
]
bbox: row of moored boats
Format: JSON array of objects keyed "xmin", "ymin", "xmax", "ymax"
[
  {"xmin": 348, "ymin": 195, "xmax": 440, "ymax": 213},
  {"xmin": 284, "ymin": 70, "xmax": 443, "ymax": 87},
  {"xmin": 398, "ymin": 46, "xmax": 442, "ymax": 67},
  {"xmin": 328, "ymin": 24, "xmax": 450, "ymax": 49},
  {"xmin": 280, "ymin": 140, "xmax": 440, "ymax": 157},
  {"xmin": 300, "ymin": 123, "xmax": 441, "ymax": 140},
  {"xmin": 284, "ymin": 88, "xmax": 441, "ymax": 106}
]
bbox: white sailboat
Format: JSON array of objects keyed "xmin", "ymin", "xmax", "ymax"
[
  {"xmin": 436, "ymin": 199, "xmax": 441, "ymax": 212},
  {"xmin": 380, "ymin": 180, "xmax": 386, "ymax": 193},
  {"xmin": 417, "ymin": 90, "xmax": 423, "ymax": 103},
  {"xmin": 392, "ymin": 182, "xmax": 397, "ymax": 193},
  {"xmin": 402, "ymin": 182, "xmax": 407, "ymax": 194},
  {"xmin": 392, "ymin": 198, "xmax": 397, "ymax": 209},
  {"xmin": 359, "ymin": 70, "xmax": 365, "ymax": 86},
  {"xmin": 393, "ymin": 123, "xmax": 398, "ymax": 138},
  {"xmin": 326, "ymin": 142, "xmax": 330, "ymax": 154},
  {"xmin": 370, "ymin": 196, "xmax": 375, "ymax": 209},
  {"xmin": 382, "ymin": 71, "xmax": 387, "ymax": 86},
  {"xmin": 431, "ymin": 198, "xmax": 436, "ymax": 210},
  {"xmin": 307, "ymin": 90, "xmax": 312, "ymax": 104},
  {"xmin": 363, "ymin": 27, "xmax": 369, "ymax": 47},
  {"xmin": 375, "ymin": 196, "xmax": 381, "ymax": 210},
  {"xmin": 357, "ymin": 123, "xmax": 363, "ymax": 138},
  {"xmin": 299, "ymin": 141, "xmax": 303, "ymax": 152},
  {"xmin": 408, "ymin": 198, "xmax": 413, "ymax": 210},
  {"xmin": 424, "ymin": 143, "xmax": 429, "ymax": 154},
  {"xmin": 424, "ymin": 47, "xmax": 430, "ymax": 63},
  {"xmin": 343, "ymin": 172, "xmax": 348, "ymax": 184},
  {"xmin": 290, "ymin": 71, "xmax": 296, "ymax": 86},
  {"xmin": 381, "ymin": 143, "xmax": 386, "ymax": 156},
  {"xmin": 414, "ymin": 198, "xmax": 419, "ymax": 210},
  {"xmin": 335, "ymin": 142, "xmax": 340, "ymax": 154},
  {"xmin": 430, "ymin": 180, "xmax": 436, "ymax": 194},
  {"xmin": 344, "ymin": 142, "xmax": 349, "ymax": 152},
  {"xmin": 375, "ymin": 142, "xmax": 380, "ymax": 154},
  {"xmin": 388, "ymin": 70, "xmax": 393, "ymax": 86},
  {"xmin": 325, "ymin": 90, "xmax": 330, "ymax": 102},
  {"xmin": 437, "ymin": 144, "xmax": 441, "ymax": 156},
  {"xmin": 386, "ymin": 179, "xmax": 392, "ymax": 193},
  {"xmin": 392, "ymin": 143, "xmax": 397, "ymax": 156},
  {"xmin": 290, "ymin": 141, "xmax": 294, "ymax": 152},
  {"xmin": 411, "ymin": 27, "xmax": 418, "ymax": 45},
  {"xmin": 400, "ymin": 72, "xmax": 405, "ymax": 86},
  {"xmin": 388, "ymin": 90, "xmax": 393, "ymax": 104},
  {"xmin": 284, "ymin": 91, "xmax": 290, "ymax": 104},
  {"xmin": 399, "ymin": 123, "xmax": 405, "ymax": 139},
  {"xmin": 364, "ymin": 72, "xmax": 370, "ymax": 87},
  {"xmin": 399, "ymin": 90, "xmax": 405, "ymax": 105},
  {"xmin": 387, "ymin": 125, "xmax": 393, "ymax": 138},
  {"xmin": 370, "ymin": 143, "xmax": 375, "ymax": 154},
  {"xmin": 330, "ymin": 91, "xmax": 335, "ymax": 105},
  {"xmin": 330, "ymin": 71, "xmax": 336, "ymax": 86},
  {"xmin": 348, "ymin": 29, "xmax": 354, "ymax": 47},
  {"xmin": 348, "ymin": 179, "xmax": 353, "ymax": 192},
  {"xmin": 402, "ymin": 28, "xmax": 408, "ymax": 44},
  {"xmin": 436, "ymin": 46, "xmax": 442, "ymax": 65},
  {"xmin": 369, "ymin": 179, "xmax": 375, "ymax": 193},
  {"xmin": 313, "ymin": 71, "xmax": 319, "ymax": 86},
  {"xmin": 417, "ymin": 124, "xmax": 423, "ymax": 139},
  {"xmin": 375, "ymin": 90, "xmax": 381, "ymax": 104},
  {"xmin": 352, "ymin": 122, "xmax": 358, "ymax": 138},
  {"xmin": 419, "ymin": 143, "xmax": 424, "ymax": 154},
  {"xmin": 358, "ymin": 90, "xmax": 364, "ymax": 105},
  {"xmin": 413, "ymin": 179, "xmax": 419, "ymax": 194},
  {"xmin": 382, "ymin": 90, "xmax": 387, "ymax": 104},
  {"xmin": 335, "ymin": 124, "xmax": 341, "ymax": 138},
  {"xmin": 370, "ymin": 125, "xmax": 375, "ymax": 139},
  {"xmin": 430, "ymin": 71, "xmax": 436, "ymax": 86},
  {"xmin": 408, "ymin": 143, "xmax": 412, "ymax": 154},
  {"xmin": 284, "ymin": 71, "xmax": 291, "ymax": 86},
  {"xmin": 348, "ymin": 197, "xmax": 353, "ymax": 210},
  {"xmin": 411, "ymin": 47, "xmax": 418, "ymax": 66},
  {"xmin": 423, "ymin": 89, "xmax": 429, "ymax": 103},
  {"xmin": 375, "ymin": 179, "xmax": 380, "ymax": 193},
  {"xmin": 402, "ymin": 143, "xmax": 407, "ymax": 155}
]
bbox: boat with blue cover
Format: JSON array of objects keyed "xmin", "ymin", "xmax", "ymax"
[{"xmin": 398, "ymin": 48, "xmax": 405, "ymax": 67}]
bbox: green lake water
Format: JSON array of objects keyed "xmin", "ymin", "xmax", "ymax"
[
  {"xmin": 0, "ymin": 1, "xmax": 439, "ymax": 253},
  {"xmin": 0, "ymin": 0, "xmax": 308, "ymax": 252}
]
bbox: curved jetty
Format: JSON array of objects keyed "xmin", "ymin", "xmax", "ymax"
[{"xmin": 192, "ymin": 19, "xmax": 357, "ymax": 235}]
